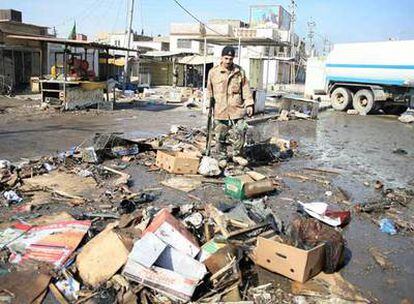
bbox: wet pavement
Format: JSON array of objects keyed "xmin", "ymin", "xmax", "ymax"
[
  {"xmin": 0, "ymin": 103, "xmax": 413, "ymax": 303},
  {"xmin": 0, "ymin": 103, "xmax": 205, "ymax": 161}
]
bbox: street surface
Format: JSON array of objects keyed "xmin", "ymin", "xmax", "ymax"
[{"xmin": 0, "ymin": 97, "xmax": 413, "ymax": 303}]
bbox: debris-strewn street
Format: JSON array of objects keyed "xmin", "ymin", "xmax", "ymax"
[
  {"xmin": 1, "ymin": 1, "xmax": 414, "ymax": 303},
  {"xmin": 1, "ymin": 95, "xmax": 413, "ymax": 303}
]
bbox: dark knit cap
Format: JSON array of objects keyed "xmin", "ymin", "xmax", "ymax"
[{"xmin": 221, "ymin": 45, "xmax": 236, "ymax": 57}]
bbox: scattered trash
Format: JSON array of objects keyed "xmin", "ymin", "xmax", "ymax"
[
  {"xmin": 291, "ymin": 272, "xmax": 369, "ymax": 303},
  {"xmin": 393, "ymin": 148, "xmax": 408, "ymax": 155},
  {"xmin": 0, "ymin": 160, "xmax": 12, "ymax": 170},
  {"xmin": 124, "ymin": 217, "xmax": 207, "ymax": 302},
  {"xmin": 225, "ymin": 173, "xmax": 275, "ymax": 200},
  {"xmin": 4, "ymin": 213, "xmax": 90, "ymax": 267},
  {"xmin": 161, "ymin": 176, "xmax": 202, "ymax": 192},
  {"xmin": 143, "ymin": 209, "xmax": 200, "ymax": 257},
  {"xmin": 76, "ymin": 225, "xmax": 129, "ymax": 287},
  {"xmin": 184, "ymin": 212, "xmax": 204, "ymax": 228},
  {"xmin": 379, "ymin": 218, "xmax": 397, "ymax": 235},
  {"xmin": 398, "ymin": 108, "xmax": 414, "ymax": 123},
  {"xmin": 0, "ymin": 270, "xmax": 51, "ymax": 304},
  {"xmin": 374, "ymin": 180, "xmax": 384, "ymax": 189},
  {"xmin": 198, "ymin": 156, "xmax": 221, "ymax": 176},
  {"xmin": 347, "ymin": 109, "xmax": 359, "ymax": 115},
  {"xmin": 43, "ymin": 162, "xmax": 56, "ymax": 172},
  {"xmin": 369, "ymin": 247, "xmax": 391, "ymax": 269},
  {"xmin": 325, "ymin": 190, "xmax": 333, "ymax": 197},
  {"xmin": 156, "ymin": 150, "xmax": 200, "ymax": 174},
  {"xmin": 253, "ymin": 235, "xmax": 325, "ymax": 283},
  {"xmin": 298, "ymin": 202, "xmax": 351, "ymax": 227},
  {"xmin": 3, "ymin": 190, "xmax": 23, "ymax": 204},
  {"xmin": 55, "ymin": 271, "xmax": 81, "ymax": 301},
  {"xmin": 82, "ymin": 146, "xmax": 99, "ymax": 163},
  {"xmin": 287, "ymin": 217, "xmax": 345, "ymax": 274},
  {"xmin": 0, "ymin": 122, "xmax": 374, "ymax": 303}
]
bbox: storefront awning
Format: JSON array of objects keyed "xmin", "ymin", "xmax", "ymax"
[{"xmin": 178, "ymin": 55, "xmax": 215, "ymax": 65}]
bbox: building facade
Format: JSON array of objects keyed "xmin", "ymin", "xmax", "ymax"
[
  {"xmin": 0, "ymin": 9, "xmax": 51, "ymax": 91},
  {"xmin": 169, "ymin": 6, "xmax": 304, "ymax": 90}
]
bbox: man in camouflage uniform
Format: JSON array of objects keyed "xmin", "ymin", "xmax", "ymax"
[{"xmin": 207, "ymin": 45, "xmax": 254, "ymax": 167}]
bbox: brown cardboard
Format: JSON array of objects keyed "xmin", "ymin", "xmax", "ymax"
[
  {"xmin": 156, "ymin": 150, "xmax": 200, "ymax": 174},
  {"xmin": 76, "ymin": 225, "xmax": 130, "ymax": 287},
  {"xmin": 253, "ymin": 236, "xmax": 325, "ymax": 283}
]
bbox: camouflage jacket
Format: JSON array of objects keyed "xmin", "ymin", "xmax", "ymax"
[{"xmin": 207, "ymin": 63, "xmax": 254, "ymax": 120}]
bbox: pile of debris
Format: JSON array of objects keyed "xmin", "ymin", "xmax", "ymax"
[
  {"xmin": 0, "ymin": 126, "xmax": 370, "ymax": 303},
  {"xmin": 356, "ymin": 184, "xmax": 414, "ymax": 235}
]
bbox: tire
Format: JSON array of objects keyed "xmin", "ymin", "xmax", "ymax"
[
  {"xmin": 352, "ymin": 89, "xmax": 376, "ymax": 114},
  {"xmin": 331, "ymin": 87, "xmax": 352, "ymax": 111}
]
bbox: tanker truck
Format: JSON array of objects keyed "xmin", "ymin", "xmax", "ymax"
[{"xmin": 305, "ymin": 40, "xmax": 414, "ymax": 114}]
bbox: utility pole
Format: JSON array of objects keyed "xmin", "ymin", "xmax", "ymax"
[
  {"xmin": 307, "ymin": 18, "xmax": 316, "ymax": 57},
  {"xmin": 123, "ymin": 0, "xmax": 135, "ymax": 91},
  {"xmin": 323, "ymin": 36, "xmax": 331, "ymax": 56},
  {"xmin": 289, "ymin": 0, "xmax": 297, "ymax": 84}
]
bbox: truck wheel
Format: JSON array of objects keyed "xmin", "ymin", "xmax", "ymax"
[
  {"xmin": 331, "ymin": 87, "xmax": 352, "ymax": 111},
  {"xmin": 353, "ymin": 89, "xmax": 376, "ymax": 114}
]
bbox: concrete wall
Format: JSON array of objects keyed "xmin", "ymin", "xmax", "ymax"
[
  {"xmin": 170, "ymin": 35, "xmax": 201, "ymax": 54},
  {"xmin": 0, "ymin": 21, "xmax": 49, "ymax": 88}
]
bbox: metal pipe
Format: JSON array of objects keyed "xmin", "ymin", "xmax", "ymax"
[
  {"xmin": 63, "ymin": 44, "xmax": 67, "ymax": 109},
  {"xmin": 123, "ymin": 0, "xmax": 135, "ymax": 92},
  {"xmin": 265, "ymin": 44, "xmax": 270, "ymax": 93},
  {"xmin": 202, "ymin": 35, "xmax": 207, "ymax": 91},
  {"xmin": 238, "ymin": 36, "xmax": 241, "ymax": 65},
  {"xmin": 106, "ymin": 47, "xmax": 110, "ymax": 108}
]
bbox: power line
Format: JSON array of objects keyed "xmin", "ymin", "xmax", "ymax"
[{"xmin": 53, "ymin": 0, "xmax": 102, "ymax": 28}]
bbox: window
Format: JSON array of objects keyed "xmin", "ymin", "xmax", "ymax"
[
  {"xmin": 207, "ymin": 45, "xmax": 215, "ymax": 55},
  {"xmin": 177, "ymin": 39, "xmax": 192, "ymax": 49}
]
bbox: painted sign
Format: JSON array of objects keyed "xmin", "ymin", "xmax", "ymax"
[{"xmin": 250, "ymin": 5, "xmax": 291, "ymax": 30}]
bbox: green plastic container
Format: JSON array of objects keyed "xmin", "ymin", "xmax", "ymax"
[{"xmin": 224, "ymin": 176, "xmax": 247, "ymax": 200}]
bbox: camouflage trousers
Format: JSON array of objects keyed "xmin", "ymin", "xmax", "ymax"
[{"xmin": 214, "ymin": 119, "xmax": 248, "ymax": 159}]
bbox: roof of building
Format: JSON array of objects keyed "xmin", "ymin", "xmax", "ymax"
[
  {"xmin": 0, "ymin": 19, "xmax": 48, "ymax": 29},
  {"xmin": 6, "ymin": 34, "xmax": 141, "ymax": 52},
  {"xmin": 192, "ymin": 36, "xmax": 289, "ymax": 47},
  {"xmin": 141, "ymin": 50, "xmax": 196, "ymax": 57}
]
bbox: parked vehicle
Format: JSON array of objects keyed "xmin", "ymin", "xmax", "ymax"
[{"xmin": 305, "ymin": 40, "xmax": 414, "ymax": 114}]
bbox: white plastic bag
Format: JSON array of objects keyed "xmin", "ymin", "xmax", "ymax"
[{"xmin": 198, "ymin": 156, "xmax": 221, "ymax": 177}]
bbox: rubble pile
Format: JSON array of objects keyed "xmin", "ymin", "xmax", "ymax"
[
  {"xmin": 356, "ymin": 186, "xmax": 414, "ymax": 234},
  {"xmin": 0, "ymin": 126, "xmax": 373, "ymax": 304}
]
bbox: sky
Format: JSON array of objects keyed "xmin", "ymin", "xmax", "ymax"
[{"xmin": 2, "ymin": 0, "xmax": 414, "ymax": 50}]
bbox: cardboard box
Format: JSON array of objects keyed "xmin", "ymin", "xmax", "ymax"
[
  {"xmin": 253, "ymin": 236, "xmax": 325, "ymax": 283},
  {"xmin": 156, "ymin": 150, "xmax": 200, "ymax": 174},
  {"xmin": 123, "ymin": 259, "xmax": 200, "ymax": 302},
  {"xmin": 123, "ymin": 232, "xmax": 207, "ymax": 302},
  {"xmin": 225, "ymin": 174, "xmax": 274, "ymax": 200},
  {"xmin": 143, "ymin": 209, "xmax": 200, "ymax": 257}
]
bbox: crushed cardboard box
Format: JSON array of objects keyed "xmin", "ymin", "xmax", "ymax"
[
  {"xmin": 156, "ymin": 150, "xmax": 200, "ymax": 174},
  {"xmin": 123, "ymin": 232, "xmax": 207, "ymax": 302},
  {"xmin": 76, "ymin": 225, "xmax": 130, "ymax": 287}
]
